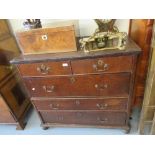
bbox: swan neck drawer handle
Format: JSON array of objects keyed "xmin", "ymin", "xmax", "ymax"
[
  {"xmin": 93, "ymin": 60, "xmax": 108, "ymax": 72},
  {"xmin": 95, "ymin": 84, "xmax": 108, "ymax": 90},
  {"xmin": 37, "ymin": 64, "xmax": 50, "ymax": 74},
  {"xmin": 49, "ymin": 103, "xmax": 59, "ymax": 110},
  {"xmin": 75, "ymin": 100, "xmax": 80, "ymax": 106},
  {"xmin": 97, "ymin": 117, "xmax": 108, "ymax": 123},
  {"xmin": 43, "ymin": 85, "xmax": 55, "ymax": 93},
  {"xmin": 96, "ymin": 103, "xmax": 108, "ymax": 109}
]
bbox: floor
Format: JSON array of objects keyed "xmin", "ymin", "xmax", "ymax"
[{"xmin": 0, "ymin": 108, "xmax": 141, "ymax": 135}]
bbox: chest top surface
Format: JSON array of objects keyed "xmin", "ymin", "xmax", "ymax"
[{"xmin": 10, "ymin": 38, "xmax": 141, "ymax": 64}]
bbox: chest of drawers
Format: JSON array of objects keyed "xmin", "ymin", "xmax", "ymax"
[{"xmin": 11, "ymin": 38, "xmax": 141, "ymax": 133}]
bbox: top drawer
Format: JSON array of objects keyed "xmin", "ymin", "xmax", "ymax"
[
  {"xmin": 17, "ymin": 61, "xmax": 72, "ymax": 77},
  {"xmin": 16, "ymin": 26, "xmax": 77, "ymax": 55},
  {"xmin": 71, "ymin": 55, "xmax": 133, "ymax": 74}
]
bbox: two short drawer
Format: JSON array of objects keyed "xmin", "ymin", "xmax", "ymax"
[
  {"xmin": 17, "ymin": 55, "xmax": 133, "ymax": 77},
  {"xmin": 39, "ymin": 111, "xmax": 127, "ymax": 126}
]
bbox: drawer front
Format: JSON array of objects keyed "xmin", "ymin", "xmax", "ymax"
[
  {"xmin": 71, "ymin": 56, "xmax": 133, "ymax": 74},
  {"xmin": 18, "ymin": 61, "xmax": 71, "ymax": 77},
  {"xmin": 16, "ymin": 26, "xmax": 77, "ymax": 54},
  {"xmin": 24, "ymin": 73, "xmax": 130, "ymax": 97},
  {"xmin": 39, "ymin": 111, "xmax": 127, "ymax": 126},
  {"xmin": 33, "ymin": 98, "xmax": 128, "ymax": 111}
]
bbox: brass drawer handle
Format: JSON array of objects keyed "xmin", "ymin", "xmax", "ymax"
[
  {"xmin": 43, "ymin": 85, "xmax": 55, "ymax": 93},
  {"xmin": 96, "ymin": 103, "xmax": 108, "ymax": 109},
  {"xmin": 75, "ymin": 100, "xmax": 80, "ymax": 106},
  {"xmin": 95, "ymin": 84, "xmax": 108, "ymax": 90},
  {"xmin": 49, "ymin": 103, "xmax": 59, "ymax": 110},
  {"xmin": 57, "ymin": 116, "xmax": 63, "ymax": 121},
  {"xmin": 41, "ymin": 34, "xmax": 48, "ymax": 40},
  {"xmin": 37, "ymin": 64, "xmax": 50, "ymax": 75},
  {"xmin": 93, "ymin": 60, "xmax": 108, "ymax": 72},
  {"xmin": 97, "ymin": 117, "xmax": 108, "ymax": 123}
]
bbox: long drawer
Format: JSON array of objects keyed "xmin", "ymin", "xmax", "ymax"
[
  {"xmin": 17, "ymin": 61, "xmax": 72, "ymax": 77},
  {"xmin": 71, "ymin": 55, "xmax": 133, "ymax": 74},
  {"xmin": 24, "ymin": 73, "xmax": 131, "ymax": 97},
  {"xmin": 39, "ymin": 111, "xmax": 127, "ymax": 126},
  {"xmin": 32, "ymin": 98, "xmax": 128, "ymax": 111}
]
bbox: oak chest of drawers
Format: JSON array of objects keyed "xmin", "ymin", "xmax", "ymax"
[{"xmin": 11, "ymin": 38, "xmax": 141, "ymax": 132}]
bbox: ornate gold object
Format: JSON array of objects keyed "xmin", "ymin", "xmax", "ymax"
[{"xmin": 80, "ymin": 19, "xmax": 127, "ymax": 53}]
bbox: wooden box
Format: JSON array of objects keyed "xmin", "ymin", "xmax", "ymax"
[{"xmin": 16, "ymin": 25, "xmax": 77, "ymax": 55}]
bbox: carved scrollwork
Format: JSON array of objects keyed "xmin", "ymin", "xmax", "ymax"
[{"xmin": 79, "ymin": 19, "xmax": 127, "ymax": 53}]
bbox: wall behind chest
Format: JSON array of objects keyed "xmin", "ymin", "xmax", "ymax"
[{"xmin": 8, "ymin": 19, "xmax": 130, "ymax": 37}]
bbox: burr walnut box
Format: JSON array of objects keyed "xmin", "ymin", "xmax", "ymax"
[
  {"xmin": 11, "ymin": 38, "xmax": 141, "ymax": 133},
  {"xmin": 16, "ymin": 25, "xmax": 77, "ymax": 55}
]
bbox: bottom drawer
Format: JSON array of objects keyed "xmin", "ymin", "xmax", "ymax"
[{"xmin": 39, "ymin": 111, "xmax": 127, "ymax": 126}]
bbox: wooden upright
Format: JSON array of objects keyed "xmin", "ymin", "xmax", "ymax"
[
  {"xmin": 129, "ymin": 19, "xmax": 154, "ymax": 107},
  {"xmin": 138, "ymin": 30, "xmax": 155, "ymax": 134}
]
